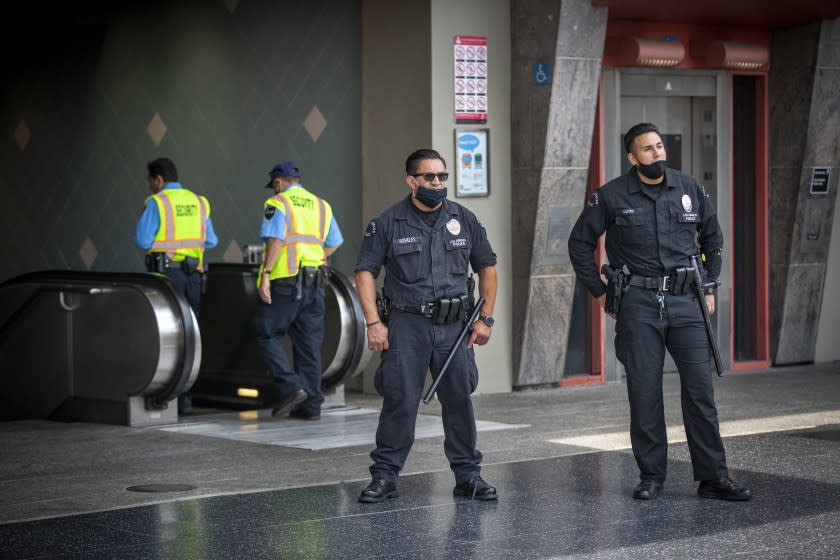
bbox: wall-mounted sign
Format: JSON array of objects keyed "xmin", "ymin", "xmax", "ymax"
[
  {"xmin": 455, "ymin": 128, "xmax": 489, "ymax": 197},
  {"xmin": 810, "ymin": 167, "xmax": 830, "ymax": 195},
  {"xmin": 533, "ymin": 61, "xmax": 551, "ymax": 85},
  {"xmin": 454, "ymin": 35, "xmax": 487, "ymax": 124}
]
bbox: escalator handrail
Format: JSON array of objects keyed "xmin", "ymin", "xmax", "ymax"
[
  {"xmin": 0, "ymin": 270, "xmax": 197, "ymax": 410},
  {"xmin": 323, "ymin": 267, "xmax": 368, "ymax": 389}
]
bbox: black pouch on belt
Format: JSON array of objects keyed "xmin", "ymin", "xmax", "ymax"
[
  {"xmin": 294, "ymin": 270, "xmax": 303, "ymax": 301},
  {"xmin": 145, "ymin": 253, "xmax": 170, "ymax": 273},
  {"xmin": 668, "ymin": 267, "xmax": 690, "ymax": 295},
  {"xmin": 315, "ymin": 267, "xmax": 328, "ymax": 288},
  {"xmin": 432, "ymin": 297, "xmax": 464, "ymax": 324},
  {"xmin": 434, "ymin": 299, "xmax": 451, "ymax": 324},
  {"xmin": 302, "ymin": 267, "xmax": 318, "ymax": 287}
]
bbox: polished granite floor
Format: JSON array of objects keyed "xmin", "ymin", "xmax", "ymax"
[{"xmin": 2, "ymin": 363, "xmax": 840, "ymax": 559}]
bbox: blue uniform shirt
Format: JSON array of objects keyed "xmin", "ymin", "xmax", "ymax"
[
  {"xmin": 260, "ymin": 184, "xmax": 344, "ymax": 248},
  {"xmin": 134, "ymin": 183, "xmax": 218, "ymax": 250},
  {"xmin": 355, "ymin": 196, "xmax": 496, "ymax": 306}
]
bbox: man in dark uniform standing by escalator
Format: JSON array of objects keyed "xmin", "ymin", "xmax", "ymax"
[
  {"xmin": 568, "ymin": 123, "xmax": 752, "ymax": 502},
  {"xmin": 355, "ymin": 148, "xmax": 499, "ymax": 503}
]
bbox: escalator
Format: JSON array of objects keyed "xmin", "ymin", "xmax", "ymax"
[
  {"xmin": 0, "ymin": 271, "xmax": 199, "ymax": 426},
  {"xmin": 0, "ymin": 266, "xmax": 372, "ymax": 425},
  {"xmin": 191, "ymin": 264, "xmax": 372, "ymax": 410}
]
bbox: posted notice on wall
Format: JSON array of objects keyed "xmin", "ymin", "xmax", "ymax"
[
  {"xmin": 455, "ymin": 129, "xmax": 489, "ymax": 197},
  {"xmin": 453, "ymin": 35, "xmax": 488, "ymax": 124}
]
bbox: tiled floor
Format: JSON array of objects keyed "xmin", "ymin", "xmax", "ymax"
[
  {"xmin": 159, "ymin": 406, "xmax": 528, "ymax": 450},
  {"xmin": 2, "ymin": 362, "xmax": 840, "ymax": 559}
]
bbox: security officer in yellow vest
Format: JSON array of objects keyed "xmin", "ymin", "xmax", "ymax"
[
  {"xmin": 254, "ymin": 161, "xmax": 343, "ymax": 420},
  {"xmin": 135, "ymin": 157, "xmax": 218, "ymax": 316}
]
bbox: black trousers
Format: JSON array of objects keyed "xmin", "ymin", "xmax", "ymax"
[
  {"xmin": 370, "ymin": 311, "xmax": 481, "ymax": 485},
  {"xmin": 253, "ymin": 281, "xmax": 325, "ymax": 416},
  {"xmin": 615, "ymin": 287, "xmax": 728, "ymax": 483},
  {"xmin": 163, "ymin": 267, "xmax": 202, "ymax": 317}
]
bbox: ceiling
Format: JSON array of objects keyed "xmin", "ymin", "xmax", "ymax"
[{"xmin": 592, "ymin": 0, "xmax": 840, "ymax": 30}]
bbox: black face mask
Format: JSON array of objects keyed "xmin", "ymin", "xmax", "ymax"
[
  {"xmin": 414, "ymin": 185, "xmax": 447, "ymax": 208},
  {"xmin": 637, "ymin": 160, "xmax": 667, "ymax": 180}
]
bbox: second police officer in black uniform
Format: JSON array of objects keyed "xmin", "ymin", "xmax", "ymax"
[
  {"xmin": 568, "ymin": 123, "xmax": 752, "ymax": 502},
  {"xmin": 355, "ymin": 149, "xmax": 499, "ymax": 503}
]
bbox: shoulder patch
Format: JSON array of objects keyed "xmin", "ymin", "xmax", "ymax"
[
  {"xmin": 587, "ymin": 192, "xmax": 600, "ymax": 207},
  {"xmin": 265, "ymin": 206, "xmax": 277, "ymax": 220},
  {"xmin": 364, "ymin": 220, "xmax": 377, "ymax": 238}
]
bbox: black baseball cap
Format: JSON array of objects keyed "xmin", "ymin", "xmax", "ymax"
[{"xmin": 264, "ymin": 161, "xmax": 301, "ymax": 188}]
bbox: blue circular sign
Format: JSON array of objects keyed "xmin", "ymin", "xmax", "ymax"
[{"xmin": 458, "ymin": 134, "xmax": 480, "ymax": 151}]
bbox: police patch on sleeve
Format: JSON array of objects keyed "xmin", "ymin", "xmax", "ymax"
[
  {"xmin": 587, "ymin": 192, "xmax": 600, "ymax": 207},
  {"xmin": 265, "ymin": 206, "xmax": 276, "ymax": 220},
  {"xmin": 364, "ymin": 220, "xmax": 377, "ymax": 238}
]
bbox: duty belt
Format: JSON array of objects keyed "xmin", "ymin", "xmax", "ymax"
[
  {"xmin": 390, "ymin": 295, "xmax": 471, "ymax": 324},
  {"xmin": 628, "ymin": 275, "xmax": 672, "ymax": 292},
  {"xmin": 391, "ymin": 302, "xmax": 437, "ymax": 318}
]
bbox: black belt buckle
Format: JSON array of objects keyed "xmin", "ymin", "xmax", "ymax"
[{"xmin": 420, "ymin": 302, "xmax": 437, "ymax": 318}]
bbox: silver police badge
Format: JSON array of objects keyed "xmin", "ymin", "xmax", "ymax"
[
  {"xmin": 681, "ymin": 194, "xmax": 693, "ymax": 212},
  {"xmin": 446, "ymin": 218, "xmax": 461, "ymax": 235}
]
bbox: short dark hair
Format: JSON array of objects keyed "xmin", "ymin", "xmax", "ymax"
[
  {"xmin": 147, "ymin": 158, "xmax": 178, "ymax": 182},
  {"xmin": 405, "ymin": 149, "xmax": 446, "ymax": 175},
  {"xmin": 623, "ymin": 123, "xmax": 661, "ymax": 154}
]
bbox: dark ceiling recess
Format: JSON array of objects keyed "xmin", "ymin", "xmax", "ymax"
[{"xmin": 592, "ymin": 0, "xmax": 840, "ymax": 30}]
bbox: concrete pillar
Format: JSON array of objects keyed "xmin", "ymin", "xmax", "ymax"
[
  {"xmin": 772, "ymin": 19, "xmax": 840, "ymax": 364},
  {"xmin": 511, "ymin": 0, "xmax": 606, "ymax": 386}
]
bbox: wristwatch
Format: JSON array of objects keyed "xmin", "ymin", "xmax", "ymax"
[
  {"xmin": 704, "ymin": 287, "xmax": 716, "ymax": 295},
  {"xmin": 478, "ymin": 315, "xmax": 495, "ymax": 327}
]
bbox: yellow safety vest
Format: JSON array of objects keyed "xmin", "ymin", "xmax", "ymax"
[
  {"xmin": 259, "ymin": 187, "xmax": 332, "ymax": 284},
  {"xmin": 148, "ymin": 188, "xmax": 210, "ymax": 270}
]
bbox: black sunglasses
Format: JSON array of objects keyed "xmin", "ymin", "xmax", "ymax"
[{"xmin": 411, "ymin": 172, "xmax": 449, "ymax": 182}]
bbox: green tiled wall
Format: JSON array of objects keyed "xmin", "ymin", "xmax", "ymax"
[{"xmin": 1, "ymin": 0, "xmax": 361, "ymax": 282}]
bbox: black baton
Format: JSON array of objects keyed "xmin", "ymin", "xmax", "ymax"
[
  {"xmin": 689, "ymin": 255, "xmax": 725, "ymax": 377},
  {"xmin": 422, "ymin": 297, "xmax": 486, "ymax": 405}
]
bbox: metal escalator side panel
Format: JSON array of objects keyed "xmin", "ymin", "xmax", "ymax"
[
  {"xmin": 141, "ymin": 285, "xmax": 200, "ymax": 396},
  {"xmin": 320, "ymin": 268, "xmax": 374, "ymax": 389},
  {"xmin": 139, "ymin": 273, "xmax": 201, "ymax": 409},
  {"xmin": 321, "ymin": 277, "xmax": 353, "ymax": 379}
]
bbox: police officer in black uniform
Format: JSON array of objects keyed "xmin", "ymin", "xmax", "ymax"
[
  {"xmin": 355, "ymin": 149, "xmax": 498, "ymax": 503},
  {"xmin": 568, "ymin": 123, "xmax": 752, "ymax": 502}
]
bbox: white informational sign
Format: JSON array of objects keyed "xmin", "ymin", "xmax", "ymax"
[
  {"xmin": 455, "ymin": 129, "xmax": 489, "ymax": 197},
  {"xmin": 454, "ymin": 35, "xmax": 488, "ymax": 124}
]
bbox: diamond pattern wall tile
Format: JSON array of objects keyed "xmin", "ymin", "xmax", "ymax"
[
  {"xmin": 14, "ymin": 120, "xmax": 31, "ymax": 151},
  {"xmin": 79, "ymin": 237, "xmax": 98, "ymax": 270},
  {"xmin": 223, "ymin": 240, "xmax": 243, "ymax": 263},
  {"xmin": 1, "ymin": 1, "xmax": 361, "ymax": 282},
  {"xmin": 303, "ymin": 105, "xmax": 328, "ymax": 143},
  {"xmin": 146, "ymin": 113, "xmax": 168, "ymax": 147}
]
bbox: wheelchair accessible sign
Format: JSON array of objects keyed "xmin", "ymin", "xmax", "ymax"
[{"xmin": 533, "ymin": 61, "xmax": 551, "ymax": 85}]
